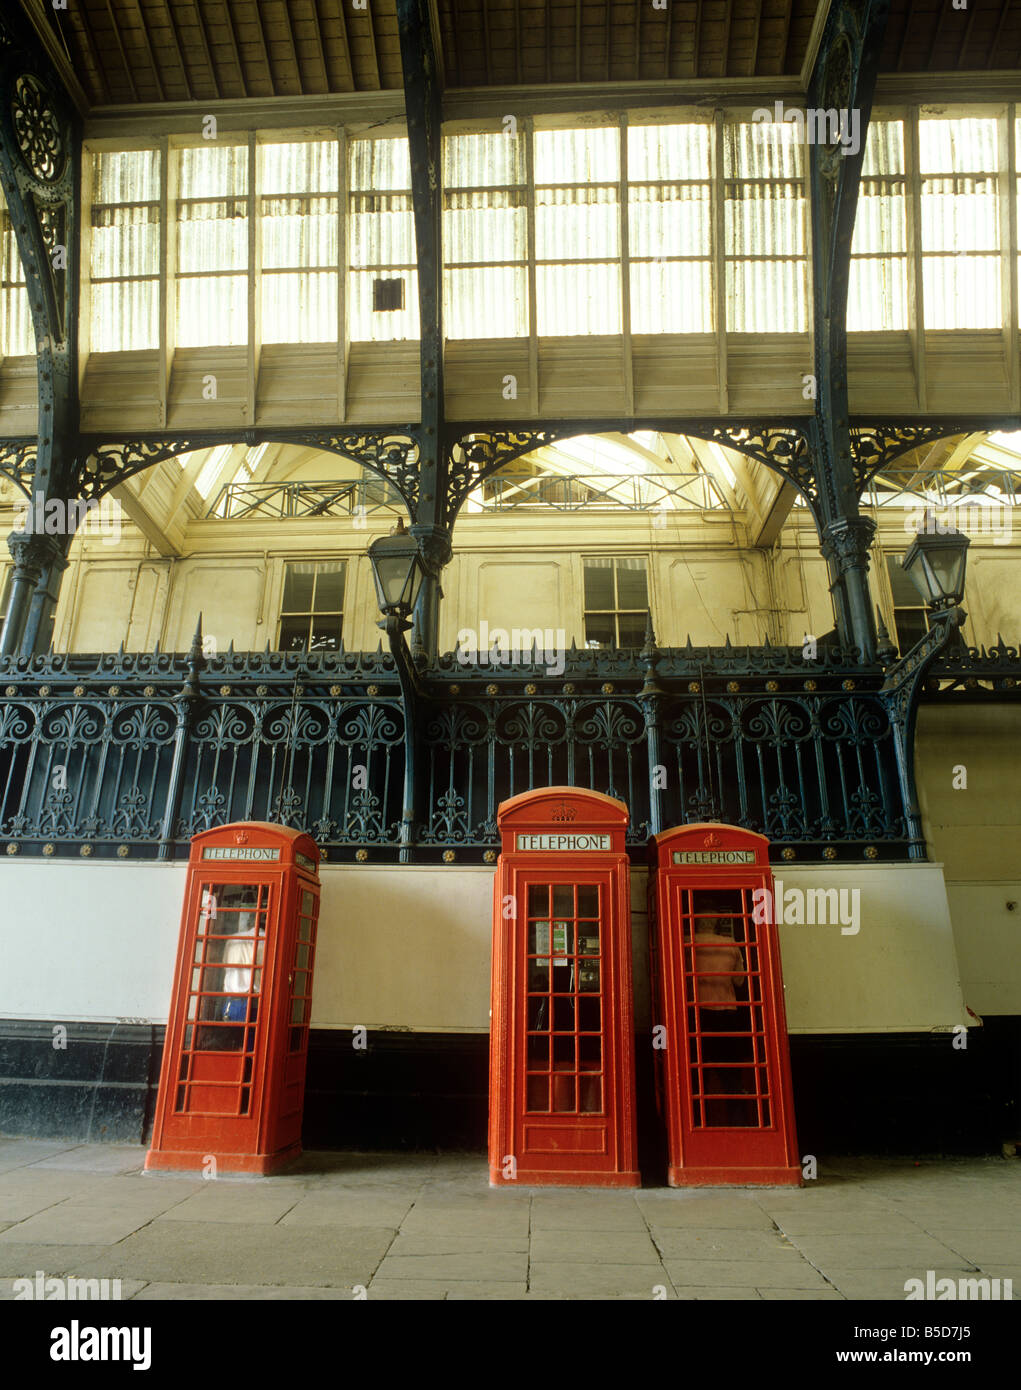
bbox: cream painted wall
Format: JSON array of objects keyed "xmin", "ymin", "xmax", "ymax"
[
  {"xmin": 4, "ymin": 499, "xmax": 1020, "ymax": 657},
  {"xmin": 0, "ymin": 860, "xmax": 971, "ymax": 1035}
]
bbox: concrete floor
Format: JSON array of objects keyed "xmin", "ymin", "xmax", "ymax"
[{"xmin": 0, "ymin": 1140, "xmax": 1017, "ymax": 1300}]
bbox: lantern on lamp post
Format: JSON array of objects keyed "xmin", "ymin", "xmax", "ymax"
[{"xmin": 901, "ymin": 513, "xmax": 970, "ymax": 616}]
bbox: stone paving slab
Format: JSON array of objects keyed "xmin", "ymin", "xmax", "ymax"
[
  {"xmin": 673, "ymin": 1285, "xmax": 762, "ymax": 1299},
  {"xmin": 365, "ymin": 1279, "xmax": 529, "ymax": 1300},
  {"xmin": 280, "ymin": 1192, "xmax": 416, "ymax": 1228},
  {"xmin": 131, "ymin": 1282, "xmax": 354, "ymax": 1300},
  {"xmin": 820, "ymin": 1266, "xmax": 1001, "ymax": 1300},
  {"xmin": 785, "ymin": 1233, "xmax": 978, "ymax": 1271},
  {"xmin": 155, "ymin": 1186, "xmax": 306, "ymax": 1225},
  {"xmin": 758, "ymin": 1287, "xmax": 846, "ymax": 1300},
  {"xmin": 767, "ymin": 1209, "xmax": 931, "ymax": 1236},
  {"xmin": 0, "ymin": 1244, "xmax": 118, "ymax": 1278},
  {"xmin": 528, "ymin": 1194, "xmax": 649, "ymax": 1231},
  {"xmin": 386, "ymin": 1232, "xmax": 528, "ymax": 1256},
  {"xmin": 529, "ymin": 1229, "xmax": 662, "ymax": 1263},
  {"xmin": 73, "ymin": 1221, "xmax": 396, "ymax": 1288},
  {"xmin": 635, "ymin": 1194, "xmax": 777, "ymax": 1229},
  {"xmin": 527, "ymin": 1262, "xmax": 672, "ymax": 1298},
  {"xmin": 662, "ymin": 1258, "xmax": 833, "ymax": 1290},
  {"xmin": 0, "ymin": 1140, "xmax": 1015, "ymax": 1300},
  {"xmin": 651, "ymin": 1228, "xmax": 801, "ymax": 1260},
  {"xmin": 372, "ymin": 1252, "xmax": 529, "ymax": 1282},
  {"xmin": 0, "ymin": 1276, "xmax": 148, "ymax": 1300},
  {"xmin": 913, "ymin": 1230, "xmax": 1021, "ymax": 1264},
  {"xmin": 0, "ymin": 1141, "xmax": 80, "ymax": 1172},
  {"xmin": 28, "ymin": 1146, "xmax": 145, "ymax": 1175},
  {"xmin": 0, "ymin": 1206, "xmax": 153, "ymax": 1246}
]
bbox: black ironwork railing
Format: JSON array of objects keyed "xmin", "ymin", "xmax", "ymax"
[{"xmin": 0, "ymin": 639, "xmax": 1017, "ymax": 864}]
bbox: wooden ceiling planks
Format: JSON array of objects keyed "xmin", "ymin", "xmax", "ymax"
[
  {"xmin": 881, "ymin": 0, "xmax": 1021, "ymax": 73},
  {"xmin": 46, "ymin": 0, "xmax": 1019, "ymax": 110}
]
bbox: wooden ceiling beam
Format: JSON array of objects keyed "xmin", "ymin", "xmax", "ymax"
[
  {"xmin": 221, "ymin": 0, "xmax": 249, "ymax": 98},
  {"xmin": 278, "ymin": 0, "xmax": 304, "ymax": 93},
  {"xmin": 632, "ymin": 0, "xmax": 640, "ymax": 81},
  {"xmin": 249, "ymin": 0, "xmax": 277, "ymax": 94},
  {"xmin": 986, "ymin": 0, "xmax": 1011, "ymax": 69},
  {"xmin": 128, "ymin": 0, "xmax": 166, "ymax": 102},
  {"xmin": 160, "ymin": 0, "xmax": 193, "ymax": 100},
  {"xmin": 896, "ymin": 0, "xmax": 917, "ymax": 73},
  {"xmin": 720, "ymin": 0, "xmax": 733, "ymax": 78},
  {"xmin": 363, "ymin": 2, "xmax": 383, "ymax": 89},
  {"xmin": 104, "ymin": 0, "xmax": 139, "ymax": 101},
  {"xmin": 445, "ymin": 0, "xmax": 462, "ymax": 86},
  {"xmin": 482, "ymin": 0, "xmax": 493, "ymax": 85},
  {"xmin": 191, "ymin": 0, "xmax": 222, "ymax": 99},
  {"xmin": 663, "ymin": 0, "xmax": 673, "ymax": 80},
  {"xmin": 427, "ymin": 0, "xmax": 447, "ymax": 88},
  {"xmin": 579, "ymin": 0, "xmax": 585, "ymax": 82},
  {"xmin": 335, "ymin": 1, "xmax": 358, "ymax": 90},
  {"xmin": 924, "ymin": 0, "xmax": 950, "ymax": 70},
  {"xmin": 74, "ymin": 0, "xmax": 114, "ymax": 105},
  {"xmin": 748, "ymin": 0, "xmax": 763, "ymax": 78},
  {"xmin": 514, "ymin": 0, "xmax": 522, "ymax": 83},
  {"xmin": 308, "ymin": 0, "xmax": 331, "ymax": 91},
  {"xmin": 693, "ymin": 0, "xmax": 703, "ymax": 76},
  {"xmin": 955, "ymin": 1, "xmax": 979, "ymax": 69},
  {"xmin": 778, "ymin": 0, "xmax": 794, "ymax": 77}
]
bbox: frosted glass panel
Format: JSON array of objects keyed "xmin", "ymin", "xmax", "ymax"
[
  {"xmin": 176, "ymin": 275, "xmax": 247, "ymax": 346},
  {"xmin": 445, "ymin": 266, "xmax": 527, "ymax": 338},
  {"xmin": 536, "ymin": 264, "xmax": 621, "ymax": 335},
  {"xmin": 261, "ymin": 271, "xmax": 338, "ymax": 343},
  {"xmin": 536, "ymin": 186, "xmax": 620, "ymax": 260},
  {"xmin": 627, "ymin": 124, "xmax": 711, "ymax": 180}
]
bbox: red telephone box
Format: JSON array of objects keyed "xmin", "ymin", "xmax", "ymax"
[
  {"xmin": 489, "ymin": 787, "xmax": 639, "ymax": 1188},
  {"xmin": 649, "ymin": 823, "xmax": 800, "ymax": 1186},
  {"xmin": 146, "ymin": 822, "xmax": 321, "ymax": 1175}
]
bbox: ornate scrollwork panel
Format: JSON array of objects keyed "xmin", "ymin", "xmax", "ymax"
[
  {"xmin": 76, "ymin": 440, "xmax": 200, "ymax": 501},
  {"xmin": 0, "ymin": 441, "xmax": 36, "ymax": 497},
  {"xmin": 291, "ymin": 431, "xmax": 420, "ymax": 514}
]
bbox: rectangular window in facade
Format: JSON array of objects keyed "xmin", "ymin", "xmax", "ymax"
[
  {"xmin": 258, "ymin": 139, "xmax": 339, "ymax": 345},
  {"xmin": 628, "ymin": 122, "xmax": 713, "ymax": 333},
  {"xmin": 175, "ymin": 143, "xmax": 249, "ymax": 347},
  {"xmin": 0, "ymin": 189, "xmax": 33, "ymax": 356},
  {"xmin": 534, "ymin": 127, "xmax": 622, "ymax": 336},
  {"xmin": 277, "ymin": 561, "xmax": 346, "ymax": 653},
  {"xmin": 919, "ymin": 116, "xmax": 1000, "ymax": 329},
  {"xmin": 886, "ymin": 553, "xmax": 930, "ymax": 654},
  {"xmin": 583, "ymin": 557, "xmax": 649, "ymax": 648},
  {"xmin": 89, "ymin": 148, "xmax": 160, "ymax": 351},
  {"xmin": 724, "ymin": 122, "xmax": 808, "ymax": 333},
  {"xmin": 443, "ymin": 131, "xmax": 527, "ymax": 338},
  {"xmin": 348, "ymin": 137, "xmax": 418, "ymax": 342},
  {"xmin": 849, "ymin": 120, "xmax": 908, "ymax": 331}
]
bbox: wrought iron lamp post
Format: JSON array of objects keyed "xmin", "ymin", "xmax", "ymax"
[
  {"xmin": 879, "ymin": 515, "xmax": 970, "ymax": 859},
  {"xmin": 367, "ymin": 519, "xmax": 426, "ymax": 862}
]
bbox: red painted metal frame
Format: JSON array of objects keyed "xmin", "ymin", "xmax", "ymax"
[
  {"xmin": 146, "ymin": 822, "xmax": 320, "ymax": 1176},
  {"xmin": 489, "ymin": 787, "xmax": 639, "ymax": 1188},
  {"xmin": 649, "ymin": 823, "xmax": 801, "ymax": 1187}
]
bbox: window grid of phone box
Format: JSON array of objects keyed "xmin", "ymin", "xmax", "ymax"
[
  {"xmin": 176, "ymin": 882, "xmax": 268, "ymax": 1115},
  {"xmin": 682, "ymin": 887, "xmax": 772, "ymax": 1130},
  {"xmin": 525, "ymin": 882, "xmax": 603, "ymax": 1115}
]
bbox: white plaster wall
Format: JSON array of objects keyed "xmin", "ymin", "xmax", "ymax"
[
  {"xmin": 943, "ymin": 882, "xmax": 1021, "ymax": 1016},
  {"xmin": 0, "ymin": 860, "xmax": 970, "ymax": 1035}
]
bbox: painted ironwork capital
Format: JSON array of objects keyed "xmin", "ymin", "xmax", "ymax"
[{"xmin": 820, "ymin": 515, "xmax": 877, "ymax": 575}]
